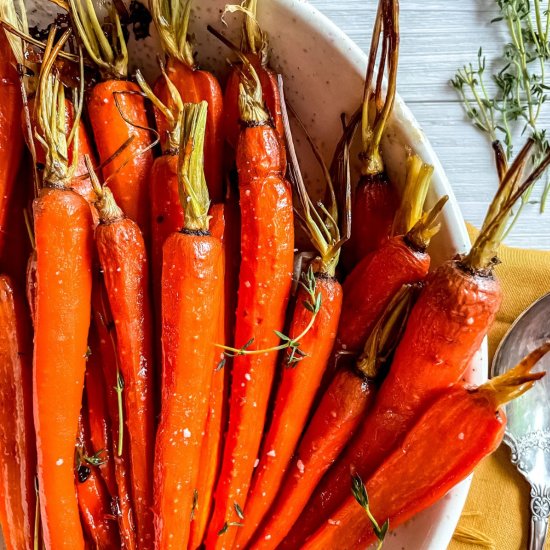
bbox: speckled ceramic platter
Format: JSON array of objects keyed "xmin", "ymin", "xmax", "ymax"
[{"xmin": 19, "ymin": 1, "xmax": 487, "ymax": 549}]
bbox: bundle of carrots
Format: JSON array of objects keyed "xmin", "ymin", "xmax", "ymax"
[{"xmin": 0, "ymin": 0, "xmax": 548, "ymax": 549}]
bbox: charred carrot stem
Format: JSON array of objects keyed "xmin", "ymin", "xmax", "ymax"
[
  {"xmin": 287, "ymin": 143, "xmax": 550, "ymax": 544},
  {"xmin": 31, "ymin": 31, "xmax": 93, "ymax": 550},
  {"xmin": 69, "ymin": 0, "xmax": 154, "ymax": 234},
  {"xmin": 154, "ymin": 101, "xmax": 224, "ymax": 549},
  {"xmin": 150, "ymin": 0, "xmax": 224, "ymax": 202},
  {"xmin": 342, "ymin": 0, "xmax": 400, "ymax": 271},
  {"xmin": 205, "ymin": 59, "xmax": 293, "ymax": 549},
  {"xmin": 301, "ymin": 347, "xmax": 548, "ymax": 548},
  {"xmin": 76, "ymin": 418, "xmax": 121, "ymax": 550},
  {"xmin": 90, "ymin": 161, "xmax": 155, "ymax": 548},
  {"xmin": 218, "ymin": 0, "xmax": 284, "ymax": 148},
  {"xmin": 254, "ymin": 285, "xmax": 417, "ymax": 550},
  {"xmin": 0, "ymin": 276, "xmax": 36, "ymax": 550},
  {"xmin": 188, "ymin": 203, "xmax": 227, "ymax": 550}
]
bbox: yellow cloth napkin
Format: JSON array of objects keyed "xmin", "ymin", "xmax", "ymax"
[{"xmin": 449, "ymin": 226, "xmax": 550, "ymax": 550}]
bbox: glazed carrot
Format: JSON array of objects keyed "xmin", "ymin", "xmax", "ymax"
[
  {"xmin": 154, "ymin": 101, "xmax": 224, "ymax": 549},
  {"xmin": 150, "ymin": 0, "xmax": 224, "ymax": 202},
  {"xmin": 0, "ymin": 2, "xmax": 26, "ymax": 260},
  {"xmin": 336, "ymin": 155, "xmax": 442, "ymax": 356},
  {"xmin": 76, "ymin": 418, "xmax": 121, "ymax": 550},
  {"xmin": 205, "ymin": 61, "xmax": 293, "ymax": 550},
  {"xmin": 342, "ymin": 0, "xmax": 400, "ymax": 271},
  {"xmin": 91, "ymin": 280, "xmax": 137, "ymax": 550},
  {"xmin": 252, "ymin": 285, "xmax": 416, "ymax": 550},
  {"xmin": 285, "ymin": 140, "xmax": 550, "ymax": 544},
  {"xmin": 32, "ymin": 32, "xmax": 93, "ymax": 550},
  {"xmin": 85, "ymin": 327, "xmax": 117, "ymax": 499},
  {"xmin": 220, "ymin": 0, "xmax": 284, "ymax": 149},
  {"xmin": 69, "ymin": 0, "xmax": 153, "ymax": 234},
  {"xmin": 90, "ymin": 163, "xmax": 155, "ymax": 548},
  {"xmin": 0, "ymin": 276, "xmax": 36, "ymax": 550},
  {"xmin": 302, "ymin": 345, "xmax": 549, "ymax": 549},
  {"xmin": 233, "ymin": 90, "xmax": 349, "ymax": 548},
  {"xmin": 188, "ymin": 203, "xmax": 227, "ymax": 550}
]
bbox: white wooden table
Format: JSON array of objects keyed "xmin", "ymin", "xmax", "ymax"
[{"xmin": 309, "ymin": 0, "xmax": 550, "ymax": 249}]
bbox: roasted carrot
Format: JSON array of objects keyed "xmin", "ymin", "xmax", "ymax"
[
  {"xmin": 233, "ymin": 88, "xmax": 349, "ymax": 548},
  {"xmin": 188, "ymin": 203, "xmax": 227, "ymax": 550},
  {"xmin": 220, "ymin": 0, "xmax": 284, "ymax": 149},
  {"xmin": 85, "ymin": 327, "xmax": 117, "ymax": 499},
  {"xmin": 252, "ymin": 285, "xmax": 416, "ymax": 550},
  {"xmin": 0, "ymin": 2, "xmax": 25, "ymax": 261},
  {"xmin": 90, "ymin": 161, "xmax": 155, "ymax": 548},
  {"xmin": 302, "ymin": 345, "xmax": 549, "ymax": 549},
  {"xmin": 342, "ymin": 0, "xmax": 400, "ymax": 271},
  {"xmin": 91, "ymin": 279, "xmax": 137, "ymax": 550},
  {"xmin": 204, "ymin": 60, "xmax": 293, "ymax": 550},
  {"xmin": 154, "ymin": 101, "xmax": 224, "ymax": 549},
  {"xmin": 32, "ymin": 32, "xmax": 93, "ymax": 550},
  {"xmin": 76, "ymin": 418, "xmax": 121, "ymax": 550},
  {"xmin": 285, "ymin": 140, "xmax": 550, "ymax": 544},
  {"xmin": 336, "ymin": 155, "xmax": 442, "ymax": 356},
  {"xmin": 69, "ymin": 0, "xmax": 153, "ymax": 234},
  {"xmin": 150, "ymin": 0, "xmax": 224, "ymax": 202},
  {"xmin": 0, "ymin": 275, "xmax": 36, "ymax": 550}
]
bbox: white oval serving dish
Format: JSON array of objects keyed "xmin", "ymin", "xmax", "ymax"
[{"xmin": 20, "ymin": 1, "xmax": 487, "ymax": 549}]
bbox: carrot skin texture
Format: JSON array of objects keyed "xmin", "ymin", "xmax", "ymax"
[
  {"xmin": 88, "ymin": 80, "xmax": 153, "ymax": 233},
  {"xmin": 85, "ymin": 329, "xmax": 117, "ymax": 499},
  {"xmin": 301, "ymin": 386, "xmax": 506, "ymax": 549},
  {"xmin": 154, "ymin": 231, "xmax": 224, "ymax": 549},
  {"xmin": 205, "ymin": 123, "xmax": 293, "ymax": 550},
  {"xmin": 252, "ymin": 369, "xmax": 375, "ymax": 550},
  {"xmin": 96, "ymin": 217, "xmax": 155, "ymax": 548},
  {"xmin": 33, "ymin": 187, "xmax": 93, "ymax": 550},
  {"xmin": 234, "ymin": 276, "xmax": 343, "ymax": 548},
  {"xmin": 188, "ymin": 204, "xmax": 227, "ymax": 549},
  {"xmin": 289, "ymin": 260, "xmax": 502, "ymax": 544},
  {"xmin": 223, "ymin": 58, "xmax": 284, "ymax": 150},
  {"xmin": 342, "ymin": 173, "xmax": 399, "ymax": 272},
  {"xmin": 0, "ymin": 276, "xmax": 36, "ymax": 550},
  {"xmin": 0, "ymin": 31, "xmax": 24, "ymax": 260},
  {"xmin": 337, "ymin": 235, "xmax": 429, "ymax": 354},
  {"xmin": 155, "ymin": 60, "xmax": 224, "ymax": 202},
  {"xmin": 150, "ymin": 154, "xmax": 181, "ymax": 311},
  {"xmin": 91, "ymin": 281, "xmax": 137, "ymax": 550}
]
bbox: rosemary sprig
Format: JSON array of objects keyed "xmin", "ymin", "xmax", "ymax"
[
  {"xmin": 451, "ymin": 0, "xmax": 550, "ymax": 217},
  {"xmin": 351, "ymin": 474, "xmax": 389, "ymax": 549},
  {"xmin": 216, "ymin": 266, "xmax": 321, "ymax": 368}
]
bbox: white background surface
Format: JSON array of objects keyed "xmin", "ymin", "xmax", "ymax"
[{"xmin": 308, "ymin": 0, "xmax": 550, "ymax": 249}]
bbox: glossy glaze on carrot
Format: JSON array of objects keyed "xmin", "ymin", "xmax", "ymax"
[
  {"xmin": 205, "ymin": 66, "xmax": 293, "ymax": 550},
  {"xmin": 0, "ymin": 276, "xmax": 35, "ymax": 550},
  {"xmin": 301, "ymin": 347, "xmax": 549, "ymax": 549}
]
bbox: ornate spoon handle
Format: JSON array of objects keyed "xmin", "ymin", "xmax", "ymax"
[{"xmin": 528, "ymin": 485, "xmax": 550, "ymax": 550}]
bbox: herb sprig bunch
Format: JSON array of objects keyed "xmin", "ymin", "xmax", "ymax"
[{"xmin": 451, "ymin": 0, "xmax": 550, "ymax": 226}]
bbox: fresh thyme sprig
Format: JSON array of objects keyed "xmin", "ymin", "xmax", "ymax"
[
  {"xmin": 217, "ymin": 502, "xmax": 245, "ymax": 536},
  {"xmin": 216, "ymin": 266, "xmax": 321, "ymax": 369},
  {"xmin": 115, "ymin": 370, "xmax": 124, "ymax": 456},
  {"xmin": 451, "ymin": 0, "xmax": 550, "ymax": 219},
  {"xmin": 83, "ymin": 449, "xmax": 107, "ymax": 467},
  {"xmin": 351, "ymin": 474, "xmax": 389, "ymax": 549}
]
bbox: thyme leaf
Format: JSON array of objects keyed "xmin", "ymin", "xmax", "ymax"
[
  {"xmin": 234, "ymin": 502, "xmax": 244, "ymax": 520},
  {"xmin": 191, "ymin": 489, "xmax": 198, "ymax": 520}
]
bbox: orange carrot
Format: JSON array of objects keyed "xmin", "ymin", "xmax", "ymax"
[
  {"xmin": 154, "ymin": 101, "xmax": 224, "ymax": 549},
  {"xmin": 69, "ymin": 0, "xmax": 153, "ymax": 234},
  {"xmin": 32, "ymin": 32, "xmax": 93, "ymax": 550},
  {"xmin": 302, "ymin": 346, "xmax": 549, "ymax": 549},
  {"xmin": 0, "ymin": 275, "xmax": 36, "ymax": 550},
  {"xmin": 150, "ymin": 0, "xmax": 224, "ymax": 202},
  {"xmin": 205, "ymin": 60, "xmax": 293, "ymax": 550},
  {"xmin": 342, "ymin": 0, "xmax": 400, "ymax": 271},
  {"xmin": 188, "ymin": 203, "xmax": 227, "ymax": 550},
  {"xmin": 90, "ymin": 163, "xmax": 155, "ymax": 548}
]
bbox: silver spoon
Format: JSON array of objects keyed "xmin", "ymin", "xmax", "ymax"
[{"xmin": 492, "ymin": 291, "xmax": 550, "ymax": 550}]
